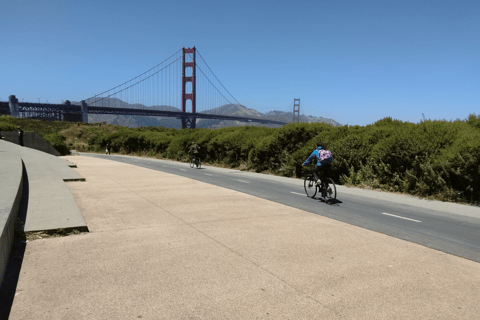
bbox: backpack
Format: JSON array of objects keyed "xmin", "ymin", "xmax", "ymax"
[{"xmin": 318, "ymin": 149, "xmax": 333, "ymax": 162}]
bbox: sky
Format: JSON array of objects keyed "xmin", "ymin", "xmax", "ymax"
[{"xmin": 1, "ymin": 0, "xmax": 479, "ymax": 126}]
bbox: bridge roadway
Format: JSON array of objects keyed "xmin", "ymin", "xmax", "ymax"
[
  {"xmin": 0, "ymin": 101, "xmax": 287, "ymax": 125},
  {"xmin": 88, "ymin": 106, "xmax": 287, "ymax": 125},
  {"xmin": 7, "ymin": 153, "xmax": 480, "ymax": 319},
  {"xmin": 84, "ymin": 153, "xmax": 480, "ymax": 263}
]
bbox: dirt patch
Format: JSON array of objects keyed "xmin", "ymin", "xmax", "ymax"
[{"xmin": 25, "ymin": 228, "xmax": 88, "ymax": 241}]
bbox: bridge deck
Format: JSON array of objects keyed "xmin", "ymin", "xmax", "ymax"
[{"xmin": 0, "ymin": 102, "xmax": 287, "ymax": 125}]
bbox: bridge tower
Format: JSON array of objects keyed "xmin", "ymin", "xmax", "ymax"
[
  {"xmin": 182, "ymin": 47, "xmax": 196, "ymax": 129},
  {"xmin": 293, "ymin": 98, "xmax": 300, "ymax": 123},
  {"xmin": 8, "ymin": 95, "xmax": 19, "ymax": 118}
]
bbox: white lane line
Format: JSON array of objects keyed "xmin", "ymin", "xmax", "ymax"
[
  {"xmin": 237, "ymin": 180, "xmax": 250, "ymax": 183},
  {"xmin": 180, "ymin": 169, "xmax": 186, "ymax": 171},
  {"xmin": 204, "ymin": 174, "xmax": 212, "ymax": 176},
  {"xmin": 291, "ymin": 192, "xmax": 305, "ymax": 196},
  {"xmin": 382, "ymin": 212, "xmax": 422, "ymax": 223}
]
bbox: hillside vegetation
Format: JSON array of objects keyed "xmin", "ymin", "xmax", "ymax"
[{"xmin": 1, "ymin": 114, "xmax": 479, "ymax": 205}]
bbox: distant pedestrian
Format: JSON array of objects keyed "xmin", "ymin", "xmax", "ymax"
[
  {"xmin": 17, "ymin": 126, "xmax": 24, "ymax": 146},
  {"xmin": 106, "ymin": 143, "xmax": 110, "ymax": 155}
]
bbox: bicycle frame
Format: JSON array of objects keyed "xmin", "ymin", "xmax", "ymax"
[{"xmin": 304, "ymin": 164, "xmax": 337, "ymax": 203}]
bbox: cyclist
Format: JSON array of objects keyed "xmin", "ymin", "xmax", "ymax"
[
  {"xmin": 303, "ymin": 142, "xmax": 333, "ymax": 185},
  {"xmin": 189, "ymin": 142, "xmax": 201, "ymax": 166}
]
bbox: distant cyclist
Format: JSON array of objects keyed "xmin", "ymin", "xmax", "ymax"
[
  {"xmin": 303, "ymin": 142, "xmax": 333, "ymax": 184},
  {"xmin": 189, "ymin": 142, "xmax": 200, "ymax": 165}
]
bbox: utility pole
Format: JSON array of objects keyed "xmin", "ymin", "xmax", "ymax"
[{"xmin": 293, "ymin": 98, "xmax": 300, "ymax": 123}]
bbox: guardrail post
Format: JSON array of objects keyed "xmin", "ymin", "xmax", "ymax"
[
  {"xmin": 8, "ymin": 95, "xmax": 19, "ymax": 117},
  {"xmin": 80, "ymin": 100, "xmax": 88, "ymax": 123}
]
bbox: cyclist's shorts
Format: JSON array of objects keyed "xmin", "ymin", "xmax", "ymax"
[{"xmin": 318, "ymin": 158, "xmax": 333, "ymax": 166}]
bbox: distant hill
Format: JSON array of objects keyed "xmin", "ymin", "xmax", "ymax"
[
  {"xmin": 75, "ymin": 98, "xmax": 341, "ymax": 128},
  {"xmin": 196, "ymin": 104, "xmax": 341, "ymax": 129},
  {"xmin": 262, "ymin": 109, "xmax": 341, "ymax": 127}
]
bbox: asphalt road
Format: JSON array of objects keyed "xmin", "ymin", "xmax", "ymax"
[{"xmin": 80, "ymin": 153, "xmax": 480, "ymax": 263}]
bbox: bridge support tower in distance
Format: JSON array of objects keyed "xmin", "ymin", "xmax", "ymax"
[
  {"xmin": 80, "ymin": 100, "xmax": 89, "ymax": 123},
  {"xmin": 293, "ymin": 98, "xmax": 300, "ymax": 123},
  {"xmin": 181, "ymin": 47, "xmax": 196, "ymax": 129},
  {"xmin": 9, "ymin": 95, "xmax": 19, "ymax": 117}
]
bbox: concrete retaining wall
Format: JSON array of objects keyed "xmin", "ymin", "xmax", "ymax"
[
  {"xmin": 0, "ymin": 131, "xmax": 60, "ymax": 156},
  {"xmin": 0, "ymin": 141, "xmax": 24, "ymax": 288}
]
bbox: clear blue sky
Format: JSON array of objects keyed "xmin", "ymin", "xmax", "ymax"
[{"xmin": 1, "ymin": 0, "xmax": 478, "ymax": 126}]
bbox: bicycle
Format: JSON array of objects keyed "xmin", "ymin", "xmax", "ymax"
[
  {"xmin": 304, "ymin": 165, "xmax": 336, "ymax": 203},
  {"xmin": 189, "ymin": 154, "xmax": 201, "ymax": 169}
]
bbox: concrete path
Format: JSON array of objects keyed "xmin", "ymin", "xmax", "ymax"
[
  {"xmin": 9, "ymin": 156, "xmax": 480, "ymax": 319},
  {"xmin": 16, "ymin": 146, "xmax": 87, "ymax": 233}
]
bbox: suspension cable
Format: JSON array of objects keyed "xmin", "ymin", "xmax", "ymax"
[
  {"xmin": 194, "ymin": 49, "xmax": 243, "ymax": 108},
  {"xmin": 193, "ymin": 60, "xmax": 234, "ymax": 109},
  {"xmin": 88, "ymin": 55, "xmax": 183, "ymax": 105},
  {"xmin": 189, "ymin": 52, "xmax": 248, "ymax": 116},
  {"xmin": 85, "ymin": 49, "xmax": 182, "ymax": 102}
]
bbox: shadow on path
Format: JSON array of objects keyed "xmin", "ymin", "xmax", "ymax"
[
  {"xmin": 315, "ymin": 197, "xmax": 343, "ymax": 206},
  {"xmin": 0, "ymin": 164, "xmax": 29, "ymax": 320}
]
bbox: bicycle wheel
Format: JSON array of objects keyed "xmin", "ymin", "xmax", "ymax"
[
  {"xmin": 304, "ymin": 174, "xmax": 317, "ymax": 198},
  {"xmin": 189, "ymin": 158, "xmax": 195, "ymax": 168},
  {"xmin": 196, "ymin": 158, "xmax": 201, "ymax": 169},
  {"xmin": 322, "ymin": 178, "xmax": 337, "ymax": 202}
]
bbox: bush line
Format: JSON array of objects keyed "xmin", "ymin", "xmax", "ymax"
[{"xmin": 2, "ymin": 115, "xmax": 479, "ymax": 204}]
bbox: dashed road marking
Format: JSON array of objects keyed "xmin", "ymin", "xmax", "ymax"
[
  {"xmin": 382, "ymin": 212, "xmax": 422, "ymax": 223},
  {"xmin": 237, "ymin": 180, "xmax": 250, "ymax": 183},
  {"xmin": 204, "ymin": 174, "xmax": 212, "ymax": 176},
  {"xmin": 290, "ymin": 192, "xmax": 305, "ymax": 196},
  {"xmin": 180, "ymin": 169, "xmax": 186, "ymax": 171}
]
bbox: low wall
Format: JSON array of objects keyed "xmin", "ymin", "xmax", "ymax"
[
  {"xmin": 0, "ymin": 141, "xmax": 24, "ymax": 289},
  {"xmin": 0, "ymin": 131, "xmax": 60, "ymax": 156}
]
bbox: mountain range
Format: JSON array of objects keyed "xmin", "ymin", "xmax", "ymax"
[{"xmin": 78, "ymin": 98, "xmax": 341, "ymax": 128}]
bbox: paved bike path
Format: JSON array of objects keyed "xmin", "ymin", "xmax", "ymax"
[
  {"xmin": 9, "ymin": 156, "xmax": 480, "ymax": 319},
  {"xmin": 81, "ymin": 153, "xmax": 480, "ymax": 263}
]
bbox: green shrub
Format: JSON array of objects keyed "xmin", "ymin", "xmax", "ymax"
[
  {"xmin": 44, "ymin": 132, "xmax": 71, "ymax": 155},
  {"xmin": 10, "ymin": 114, "xmax": 477, "ymax": 204}
]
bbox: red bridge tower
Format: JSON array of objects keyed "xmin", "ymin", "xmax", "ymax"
[{"xmin": 182, "ymin": 47, "xmax": 196, "ymax": 129}]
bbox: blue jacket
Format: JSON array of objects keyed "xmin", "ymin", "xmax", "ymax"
[{"xmin": 303, "ymin": 147, "xmax": 332, "ymax": 167}]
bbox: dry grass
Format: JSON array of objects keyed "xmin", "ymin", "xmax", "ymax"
[{"xmin": 59, "ymin": 123, "xmax": 120, "ymax": 150}]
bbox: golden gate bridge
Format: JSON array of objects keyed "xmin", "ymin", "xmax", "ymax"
[{"xmin": 1, "ymin": 47, "xmax": 296, "ymax": 129}]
